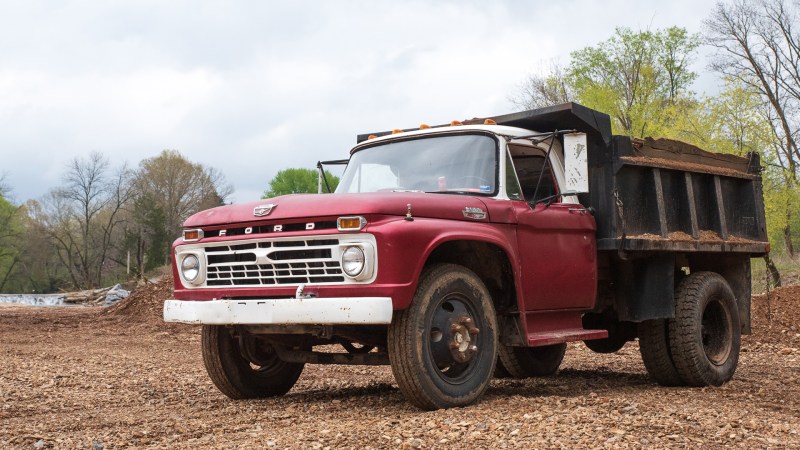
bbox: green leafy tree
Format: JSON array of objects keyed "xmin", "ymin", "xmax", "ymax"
[
  {"xmin": 513, "ymin": 27, "xmax": 700, "ymax": 137},
  {"xmin": 263, "ymin": 168, "xmax": 339, "ymax": 199},
  {"xmin": 705, "ymin": 0, "xmax": 800, "ymax": 260},
  {"xmin": 0, "ymin": 195, "xmax": 23, "ymax": 291},
  {"xmin": 565, "ymin": 27, "xmax": 700, "ymax": 137}
]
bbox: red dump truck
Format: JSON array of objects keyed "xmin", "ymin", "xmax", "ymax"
[{"xmin": 164, "ymin": 103, "xmax": 769, "ymax": 410}]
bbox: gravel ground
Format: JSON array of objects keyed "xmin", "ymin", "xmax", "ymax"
[{"xmin": 1, "ymin": 280, "xmax": 799, "ymax": 449}]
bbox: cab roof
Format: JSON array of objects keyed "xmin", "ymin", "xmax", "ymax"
[{"xmin": 356, "ymin": 102, "xmax": 612, "ymax": 147}]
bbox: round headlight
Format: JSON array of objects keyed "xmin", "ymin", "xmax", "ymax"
[
  {"xmin": 341, "ymin": 246, "xmax": 365, "ymax": 277},
  {"xmin": 181, "ymin": 254, "xmax": 200, "ymax": 282}
]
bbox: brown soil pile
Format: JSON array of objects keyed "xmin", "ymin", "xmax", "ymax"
[
  {"xmin": 104, "ymin": 275, "xmax": 178, "ymax": 329},
  {"xmin": 751, "ymin": 284, "xmax": 800, "ymax": 345}
]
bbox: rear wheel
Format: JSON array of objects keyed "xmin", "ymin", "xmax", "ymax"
[
  {"xmin": 388, "ymin": 264, "xmax": 498, "ymax": 410},
  {"xmin": 668, "ymin": 272, "xmax": 740, "ymax": 386},
  {"xmin": 638, "ymin": 319, "xmax": 684, "ymax": 386},
  {"xmin": 201, "ymin": 325, "xmax": 305, "ymax": 399},
  {"xmin": 497, "ymin": 343, "xmax": 566, "ymax": 378}
]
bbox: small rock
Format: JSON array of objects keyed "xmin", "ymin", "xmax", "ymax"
[
  {"xmin": 92, "ymin": 442, "xmax": 103, "ymax": 450},
  {"xmin": 33, "ymin": 440, "xmax": 45, "ymax": 450}
]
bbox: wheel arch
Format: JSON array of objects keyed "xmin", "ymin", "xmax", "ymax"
[{"xmin": 422, "ymin": 239, "xmax": 518, "ymax": 315}]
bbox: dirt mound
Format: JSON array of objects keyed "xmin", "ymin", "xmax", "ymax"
[
  {"xmin": 751, "ymin": 284, "xmax": 800, "ymax": 345},
  {"xmin": 105, "ymin": 275, "xmax": 176, "ymax": 327}
]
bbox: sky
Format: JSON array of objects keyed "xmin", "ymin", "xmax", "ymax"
[{"xmin": 0, "ymin": 0, "xmax": 723, "ymax": 204}]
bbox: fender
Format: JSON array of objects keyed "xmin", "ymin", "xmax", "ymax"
[{"xmin": 367, "ymin": 216, "xmax": 523, "ymax": 311}]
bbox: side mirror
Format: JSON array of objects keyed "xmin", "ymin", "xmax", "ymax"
[{"xmin": 564, "ymin": 133, "xmax": 589, "ymax": 194}]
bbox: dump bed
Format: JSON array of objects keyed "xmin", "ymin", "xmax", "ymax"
[{"xmin": 487, "ymin": 103, "xmax": 770, "ymax": 256}]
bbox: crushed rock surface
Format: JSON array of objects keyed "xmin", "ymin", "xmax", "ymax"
[{"xmin": 1, "ymin": 278, "xmax": 799, "ymax": 448}]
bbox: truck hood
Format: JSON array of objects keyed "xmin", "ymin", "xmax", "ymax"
[{"xmin": 183, "ymin": 193, "xmax": 492, "ymax": 227}]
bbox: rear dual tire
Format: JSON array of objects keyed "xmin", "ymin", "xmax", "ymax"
[{"xmin": 639, "ymin": 272, "xmax": 740, "ymax": 387}]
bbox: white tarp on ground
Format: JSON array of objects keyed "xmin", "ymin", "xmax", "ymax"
[
  {"xmin": 0, "ymin": 284, "xmax": 130, "ymax": 307},
  {"xmin": 0, "ymin": 294, "xmax": 65, "ymax": 306}
]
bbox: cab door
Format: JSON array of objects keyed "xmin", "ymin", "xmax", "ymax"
[
  {"xmin": 515, "ymin": 202, "xmax": 596, "ymax": 311},
  {"xmin": 510, "ymin": 153, "xmax": 597, "ymax": 311}
]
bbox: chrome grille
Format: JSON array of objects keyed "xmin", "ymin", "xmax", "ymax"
[{"xmin": 204, "ymin": 238, "xmax": 345, "ymax": 286}]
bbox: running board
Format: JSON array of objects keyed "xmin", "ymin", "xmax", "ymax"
[
  {"xmin": 527, "ymin": 329, "xmax": 608, "ymax": 347},
  {"xmin": 523, "ymin": 310, "xmax": 609, "ymax": 347}
]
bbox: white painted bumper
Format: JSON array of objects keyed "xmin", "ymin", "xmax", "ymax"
[{"xmin": 163, "ymin": 297, "xmax": 393, "ymax": 325}]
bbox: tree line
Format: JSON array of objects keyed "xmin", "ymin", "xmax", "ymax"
[
  {"xmin": 511, "ymin": 0, "xmax": 799, "ymax": 284},
  {"xmin": 0, "ymin": 151, "xmax": 231, "ymax": 293}
]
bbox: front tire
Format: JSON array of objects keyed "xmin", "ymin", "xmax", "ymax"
[
  {"xmin": 668, "ymin": 272, "xmax": 740, "ymax": 386},
  {"xmin": 388, "ymin": 264, "xmax": 498, "ymax": 410},
  {"xmin": 201, "ymin": 325, "xmax": 305, "ymax": 399}
]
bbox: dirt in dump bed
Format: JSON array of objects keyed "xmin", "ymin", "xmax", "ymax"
[
  {"xmin": 619, "ymin": 155, "xmax": 753, "ymax": 179},
  {"xmin": 0, "ymin": 283, "xmax": 799, "ymax": 448}
]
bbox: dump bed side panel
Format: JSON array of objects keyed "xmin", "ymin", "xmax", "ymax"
[{"xmin": 592, "ymin": 136, "xmax": 769, "ymax": 255}]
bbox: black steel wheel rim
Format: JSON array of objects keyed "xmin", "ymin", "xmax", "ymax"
[
  {"xmin": 701, "ymin": 296, "xmax": 733, "ymax": 366},
  {"xmin": 426, "ymin": 292, "xmax": 483, "ymax": 383}
]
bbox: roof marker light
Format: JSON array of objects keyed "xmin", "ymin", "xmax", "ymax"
[
  {"xmin": 450, "ymin": 120, "xmax": 463, "ymax": 126},
  {"xmin": 392, "ymin": 129, "xmax": 403, "ymax": 134},
  {"xmin": 368, "ymin": 134, "xmax": 378, "ymax": 140},
  {"xmin": 484, "ymin": 119, "xmax": 497, "ymax": 125},
  {"xmin": 419, "ymin": 124, "xmax": 430, "ymax": 129}
]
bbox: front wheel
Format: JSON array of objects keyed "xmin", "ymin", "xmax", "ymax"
[
  {"xmin": 388, "ymin": 264, "xmax": 498, "ymax": 410},
  {"xmin": 201, "ymin": 325, "xmax": 305, "ymax": 399}
]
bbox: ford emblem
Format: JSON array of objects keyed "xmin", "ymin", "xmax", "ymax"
[{"xmin": 253, "ymin": 204, "xmax": 277, "ymax": 217}]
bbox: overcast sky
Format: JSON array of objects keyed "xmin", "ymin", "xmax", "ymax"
[{"xmin": 0, "ymin": 0, "xmax": 722, "ymax": 203}]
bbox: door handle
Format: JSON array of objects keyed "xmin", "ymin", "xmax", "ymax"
[{"xmin": 568, "ymin": 208, "xmax": 587, "ymax": 214}]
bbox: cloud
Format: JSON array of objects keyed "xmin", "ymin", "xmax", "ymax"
[{"xmin": 0, "ymin": 0, "xmax": 720, "ymax": 204}]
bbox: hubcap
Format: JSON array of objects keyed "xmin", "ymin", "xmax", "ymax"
[
  {"xmin": 428, "ymin": 297, "xmax": 481, "ymax": 380},
  {"xmin": 449, "ymin": 317, "xmax": 480, "ymax": 362}
]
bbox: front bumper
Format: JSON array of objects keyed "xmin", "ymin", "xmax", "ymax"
[{"xmin": 163, "ymin": 297, "xmax": 393, "ymax": 325}]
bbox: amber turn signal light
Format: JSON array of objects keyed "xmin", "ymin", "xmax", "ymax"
[
  {"xmin": 182, "ymin": 229, "xmax": 204, "ymax": 242},
  {"xmin": 484, "ymin": 119, "xmax": 497, "ymax": 125},
  {"xmin": 337, "ymin": 216, "xmax": 367, "ymax": 232}
]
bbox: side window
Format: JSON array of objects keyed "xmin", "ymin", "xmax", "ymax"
[
  {"xmin": 513, "ymin": 155, "xmax": 559, "ymax": 204},
  {"xmin": 505, "ymin": 151, "xmax": 523, "ymax": 200}
]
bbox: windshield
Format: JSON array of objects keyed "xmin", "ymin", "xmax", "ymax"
[{"xmin": 336, "ymin": 134, "xmax": 498, "ymax": 195}]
